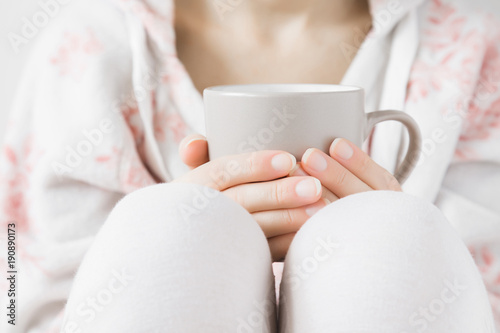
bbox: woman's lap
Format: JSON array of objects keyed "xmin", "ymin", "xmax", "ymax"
[{"xmin": 61, "ymin": 183, "xmax": 494, "ymax": 333}]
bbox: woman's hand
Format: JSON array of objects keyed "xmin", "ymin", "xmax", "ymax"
[
  {"xmin": 289, "ymin": 163, "xmax": 339, "ymax": 204},
  {"xmin": 177, "ymin": 135, "xmax": 327, "ymax": 261},
  {"xmin": 300, "ymin": 138, "xmax": 402, "ymax": 198}
]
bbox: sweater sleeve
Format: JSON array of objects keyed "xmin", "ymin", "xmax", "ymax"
[{"xmin": 0, "ymin": 1, "xmax": 157, "ymax": 332}]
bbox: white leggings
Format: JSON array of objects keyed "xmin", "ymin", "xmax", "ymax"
[{"xmin": 61, "ymin": 183, "xmax": 494, "ymax": 333}]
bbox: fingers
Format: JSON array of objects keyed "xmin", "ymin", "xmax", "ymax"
[
  {"xmin": 289, "ymin": 163, "xmax": 339, "ymax": 203},
  {"xmin": 223, "ymin": 176, "xmax": 322, "ymax": 213},
  {"xmin": 268, "ymin": 232, "xmax": 296, "ymax": 262},
  {"xmin": 179, "ymin": 134, "xmax": 209, "ymax": 169},
  {"xmin": 329, "ymin": 138, "xmax": 402, "ymax": 191},
  {"xmin": 252, "ymin": 199, "xmax": 329, "ymax": 238},
  {"xmin": 174, "ymin": 150, "xmax": 297, "ymax": 191},
  {"xmin": 301, "ymin": 148, "xmax": 372, "ymax": 198}
]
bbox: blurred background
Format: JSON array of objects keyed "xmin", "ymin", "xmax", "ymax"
[{"xmin": 1, "ymin": 0, "xmax": 499, "ymax": 143}]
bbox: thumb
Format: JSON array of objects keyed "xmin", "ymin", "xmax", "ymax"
[{"xmin": 179, "ymin": 134, "xmax": 209, "ymax": 169}]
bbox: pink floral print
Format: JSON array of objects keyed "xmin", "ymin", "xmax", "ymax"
[{"xmin": 50, "ymin": 28, "xmax": 104, "ymax": 81}]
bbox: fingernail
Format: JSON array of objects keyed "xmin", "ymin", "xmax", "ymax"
[
  {"xmin": 302, "ymin": 149, "xmax": 327, "ymax": 172},
  {"xmin": 183, "ymin": 137, "xmax": 206, "ymax": 149},
  {"xmin": 289, "ymin": 164, "xmax": 308, "ymax": 177},
  {"xmin": 322, "ymin": 197, "xmax": 331, "ymax": 205},
  {"xmin": 272, "ymin": 153, "xmax": 296, "ymax": 172},
  {"xmin": 295, "ymin": 178, "xmax": 321, "ymax": 198},
  {"xmin": 305, "ymin": 199, "xmax": 327, "ymax": 217},
  {"xmin": 331, "ymin": 138, "xmax": 353, "ymax": 160}
]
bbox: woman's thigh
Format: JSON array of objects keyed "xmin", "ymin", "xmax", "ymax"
[
  {"xmin": 279, "ymin": 190, "xmax": 494, "ymax": 333},
  {"xmin": 62, "ymin": 183, "xmax": 277, "ymax": 333}
]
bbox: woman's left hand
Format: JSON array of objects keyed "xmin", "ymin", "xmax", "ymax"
[{"xmin": 300, "ymin": 138, "xmax": 402, "ymax": 198}]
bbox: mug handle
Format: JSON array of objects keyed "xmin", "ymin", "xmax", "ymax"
[{"xmin": 364, "ymin": 110, "xmax": 422, "ymax": 184}]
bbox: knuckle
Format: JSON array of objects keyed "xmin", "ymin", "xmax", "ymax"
[
  {"xmin": 281, "ymin": 209, "xmax": 295, "ymax": 226},
  {"xmin": 244, "ymin": 154, "xmax": 259, "ymax": 176},
  {"xmin": 357, "ymin": 155, "xmax": 372, "ymax": 174},
  {"xmin": 226, "ymin": 187, "xmax": 244, "ymax": 206},
  {"xmin": 269, "ymin": 181, "xmax": 286, "ymax": 205},
  {"xmin": 334, "ymin": 170, "xmax": 348, "ymax": 187},
  {"xmin": 208, "ymin": 161, "xmax": 229, "ymax": 187}
]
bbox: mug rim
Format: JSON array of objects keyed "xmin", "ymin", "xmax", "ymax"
[{"xmin": 204, "ymin": 84, "xmax": 363, "ymax": 97}]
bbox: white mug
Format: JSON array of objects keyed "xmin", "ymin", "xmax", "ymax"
[{"xmin": 204, "ymin": 84, "xmax": 421, "ymax": 184}]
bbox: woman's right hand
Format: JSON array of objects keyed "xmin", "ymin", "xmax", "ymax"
[{"xmin": 175, "ymin": 135, "xmax": 328, "ymax": 261}]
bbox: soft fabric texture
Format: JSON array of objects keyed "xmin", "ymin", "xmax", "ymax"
[
  {"xmin": 61, "ymin": 184, "xmax": 494, "ymax": 332},
  {"xmin": 280, "ymin": 190, "xmax": 494, "ymax": 332},
  {"xmin": 62, "ymin": 183, "xmax": 277, "ymax": 333},
  {"xmin": 0, "ymin": 0, "xmax": 499, "ymax": 331}
]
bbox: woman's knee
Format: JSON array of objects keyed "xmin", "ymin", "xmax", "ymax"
[
  {"xmin": 89, "ymin": 182, "xmax": 272, "ymax": 268},
  {"xmin": 63, "ymin": 183, "xmax": 276, "ymax": 332},
  {"xmin": 104, "ymin": 182, "xmax": 265, "ymax": 243},
  {"xmin": 290, "ymin": 190, "xmax": 467, "ymax": 257},
  {"xmin": 285, "ymin": 190, "xmax": 481, "ymax": 282},
  {"xmin": 279, "ymin": 191, "xmax": 493, "ymax": 332},
  {"xmin": 109, "ymin": 182, "xmax": 228, "ymax": 227}
]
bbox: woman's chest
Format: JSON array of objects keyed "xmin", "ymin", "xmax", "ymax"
[{"xmin": 175, "ymin": 23, "xmax": 370, "ymax": 94}]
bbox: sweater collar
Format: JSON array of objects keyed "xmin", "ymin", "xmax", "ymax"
[{"xmin": 368, "ymin": 0, "xmax": 426, "ymax": 36}]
